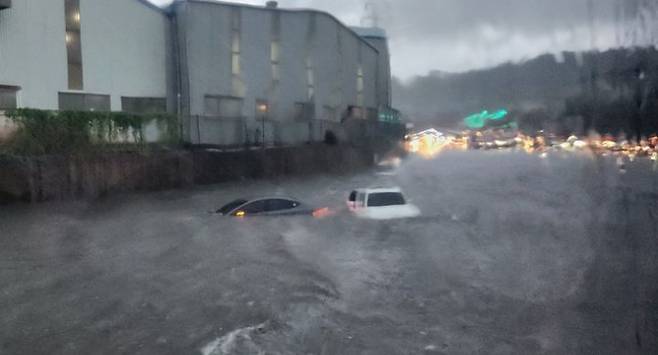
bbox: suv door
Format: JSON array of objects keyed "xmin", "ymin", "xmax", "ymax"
[
  {"xmin": 347, "ymin": 191, "xmax": 357, "ymax": 210},
  {"xmin": 356, "ymin": 192, "xmax": 367, "ymax": 209}
]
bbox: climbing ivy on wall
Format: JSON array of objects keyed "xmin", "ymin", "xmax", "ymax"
[{"xmin": 1, "ymin": 108, "xmax": 178, "ymax": 155}]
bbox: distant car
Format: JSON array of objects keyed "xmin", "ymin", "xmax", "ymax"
[
  {"xmin": 217, "ymin": 197, "xmax": 324, "ymax": 217},
  {"xmin": 406, "ymin": 129, "xmax": 447, "ymax": 145},
  {"xmin": 347, "ymin": 187, "xmax": 420, "ymax": 220},
  {"xmin": 374, "ymin": 157, "xmax": 402, "ymax": 176}
]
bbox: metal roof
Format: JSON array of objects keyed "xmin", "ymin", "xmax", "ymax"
[
  {"xmin": 353, "ymin": 187, "xmax": 404, "ymax": 194},
  {"xmin": 170, "ymin": 0, "xmax": 379, "ymax": 53},
  {"xmin": 350, "ymin": 26, "xmax": 388, "ymax": 39},
  {"xmin": 136, "ymin": 0, "xmax": 170, "ymax": 14}
]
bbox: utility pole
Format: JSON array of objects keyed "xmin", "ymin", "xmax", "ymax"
[
  {"xmin": 586, "ymin": 0, "xmax": 599, "ymax": 134},
  {"xmin": 623, "ymin": 0, "xmax": 658, "ymax": 141},
  {"xmin": 613, "ymin": 0, "xmax": 628, "ymax": 47},
  {"xmin": 587, "ymin": 0, "xmax": 597, "ymax": 49}
]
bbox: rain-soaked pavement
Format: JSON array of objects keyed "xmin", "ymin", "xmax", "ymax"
[{"xmin": 1, "ymin": 151, "xmax": 657, "ymax": 355}]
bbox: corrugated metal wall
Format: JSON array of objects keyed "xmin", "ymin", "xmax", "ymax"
[
  {"xmin": 0, "ymin": 0, "xmax": 68, "ymax": 109},
  {"xmin": 0, "ymin": 0, "xmax": 170, "ymax": 111},
  {"xmin": 0, "ymin": 0, "xmax": 394, "ymax": 146},
  {"xmin": 178, "ymin": 1, "xmax": 384, "ymax": 145}
]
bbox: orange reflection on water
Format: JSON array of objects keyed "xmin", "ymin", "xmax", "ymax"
[
  {"xmin": 404, "ymin": 129, "xmax": 658, "ymax": 164},
  {"xmin": 405, "ymin": 135, "xmax": 466, "ymax": 158}
]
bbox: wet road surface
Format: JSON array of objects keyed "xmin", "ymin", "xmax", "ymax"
[{"xmin": 1, "ymin": 151, "xmax": 657, "ymax": 354}]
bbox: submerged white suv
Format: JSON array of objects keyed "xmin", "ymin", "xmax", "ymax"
[{"xmin": 347, "ymin": 187, "xmax": 421, "ymax": 220}]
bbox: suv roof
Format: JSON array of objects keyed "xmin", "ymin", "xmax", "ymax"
[{"xmin": 353, "ymin": 187, "xmax": 403, "ymax": 194}]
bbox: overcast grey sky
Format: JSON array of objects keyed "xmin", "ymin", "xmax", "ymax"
[{"xmin": 149, "ymin": 0, "xmax": 620, "ymax": 80}]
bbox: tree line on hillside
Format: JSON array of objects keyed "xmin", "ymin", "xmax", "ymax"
[{"xmin": 394, "ymin": 47, "xmax": 658, "ymax": 140}]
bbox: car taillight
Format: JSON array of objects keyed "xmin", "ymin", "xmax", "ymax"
[{"xmin": 313, "ymin": 207, "xmax": 331, "ymax": 218}]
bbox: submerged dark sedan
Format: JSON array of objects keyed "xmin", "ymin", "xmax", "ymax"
[{"xmin": 217, "ymin": 197, "xmax": 328, "ymax": 217}]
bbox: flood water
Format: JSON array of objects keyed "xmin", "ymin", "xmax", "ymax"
[{"xmin": 1, "ymin": 151, "xmax": 657, "ymax": 354}]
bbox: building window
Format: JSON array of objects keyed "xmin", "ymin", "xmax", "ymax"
[
  {"xmin": 270, "ymin": 41, "xmax": 280, "ymax": 63},
  {"xmin": 205, "ymin": 95, "xmax": 243, "ymax": 118},
  {"xmin": 294, "ymin": 102, "xmax": 314, "ymax": 121},
  {"xmin": 271, "ymin": 62, "xmax": 280, "ymax": 82},
  {"xmin": 231, "ymin": 8, "xmax": 242, "ymax": 96},
  {"xmin": 204, "ymin": 96, "xmax": 220, "ymax": 116},
  {"xmin": 270, "ymin": 42, "xmax": 280, "ymax": 81},
  {"xmin": 65, "ymin": 0, "xmax": 83, "ymax": 90},
  {"xmin": 356, "ymin": 65, "xmax": 364, "ymax": 109},
  {"xmin": 231, "ymin": 7, "xmax": 240, "ymax": 30},
  {"xmin": 231, "ymin": 51, "xmax": 241, "ymax": 76},
  {"xmin": 0, "ymin": 85, "xmax": 19, "ymax": 110},
  {"xmin": 270, "ymin": 12, "xmax": 281, "ymax": 85},
  {"xmin": 59, "ymin": 92, "xmax": 110, "ymax": 112},
  {"xmin": 305, "ymin": 14, "xmax": 316, "ymax": 101},
  {"xmin": 221, "ymin": 97, "xmax": 243, "ymax": 118},
  {"xmin": 367, "ymin": 107, "xmax": 378, "ymax": 122},
  {"xmin": 231, "ymin": 32, "xmax": 240, "ymax": 53},
  {"xmin": 121, "ymin": 97, "xmax": 166, "ymax": 114},
  {"xmin": 231, "ymin": 32, "xmax": 241, "ymax": 76},
  {"xmin": 335, "ymin": 28, "xmax": 345, "ymax": 100},
  {"xmin": 306, "ymin": 58, "xmax": 314, "ymax": 100}
]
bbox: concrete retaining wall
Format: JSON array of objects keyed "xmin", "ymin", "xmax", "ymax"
[{"xmin": 0, "ymin": 145, "xmax": 374, "ymax": 204}]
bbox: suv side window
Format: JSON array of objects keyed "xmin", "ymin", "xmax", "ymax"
[
  {"xmin": 348, "ymin": 191, "xmax": 357, "ymax": 202},
  {"xmin": 240, "ymin": 200, "xmax": 267, "ymax": 214},
  {"xmin": 366, "ymin": 192, "xmax": 406, "ymax": 207},
  {"xmin": 266, "ymin": 199, "xmax": 298, "ymax": 212}
]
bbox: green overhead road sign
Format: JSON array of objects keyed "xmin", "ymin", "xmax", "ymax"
[{"xmin": 464, "ymin": 109, "xmax": 509, "ymax": 129}]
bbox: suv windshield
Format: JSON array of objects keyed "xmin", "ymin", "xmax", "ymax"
[
  {"xmin": 217, "ymin": 199, "xmax": 247, "ymax": 215},
  {"xmin": 367, "ymin": 192, "xmax": 406, "ymax": 207}
]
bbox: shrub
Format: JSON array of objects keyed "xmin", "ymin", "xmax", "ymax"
[{"xmin": 2, "ymin": 108, "xmax": 178, "ymax": 155}]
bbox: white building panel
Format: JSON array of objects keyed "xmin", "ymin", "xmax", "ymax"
[
  {"xmin": 0, "ymin": 0, "xmax": 393, "ymax": 146},
  {"xmin": 0, "ymin": 0, "xmax": 169, "ymax": 111},
  {"xmin": 0, "ymin": 0, "xmax": 68, "ymax": 109},
  {"xmin": 80, "ymin": 0, "xmax": 170, "ymax": 111}
]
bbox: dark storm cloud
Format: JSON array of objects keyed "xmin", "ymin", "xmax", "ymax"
[
  {"xmin": 149, "ymin": 0, "xmax": 620, "ymax": 77},
  {"xmin": 385, "ymin": 0, "xmax": 615, "ymax": 38},
  {"xmin": 277, "ymin": 0, "xmax": 619, "ymax": 77}
]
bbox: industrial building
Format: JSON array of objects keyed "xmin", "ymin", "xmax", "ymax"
[{"xmin": 0, "ymin": 0, "xmax": 395, "ymax": 146}]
